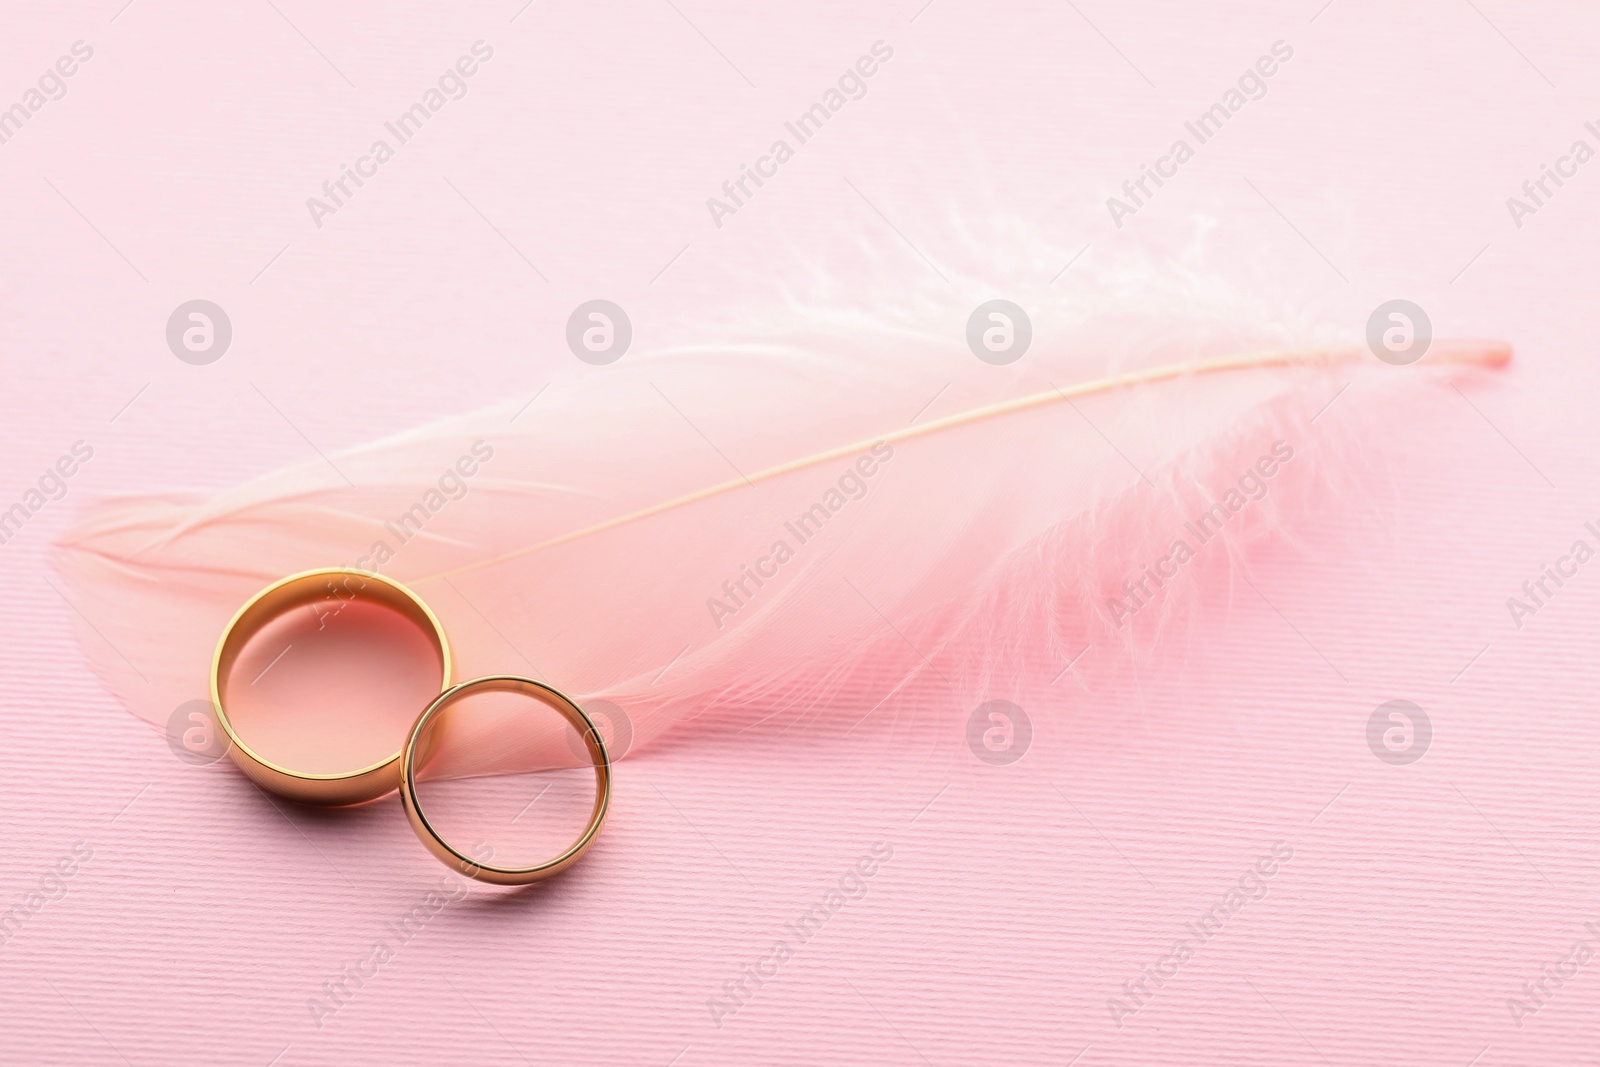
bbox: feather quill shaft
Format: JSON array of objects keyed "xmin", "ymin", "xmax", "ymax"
[
  {"xmin": 55, "ymin": 326, "xmax": 1512, "ymax": 780},
  {"xmin": 421, "ymin": 340, "xmax": 1509, "ymax": 587}
]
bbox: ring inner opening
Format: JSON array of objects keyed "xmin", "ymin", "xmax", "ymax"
[
  {"xmin": 413, "ymin": 682, "xmax": 604, "ymax": 871},
  {"xmin": 222, "ymin": 575, "xmax": 445, "ymax": 777}
]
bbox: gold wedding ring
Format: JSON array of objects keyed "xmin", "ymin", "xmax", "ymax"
[
  {"xmin": 401, "ymin": 676, "xmax": 612, "ymax": 885},
  {"xmin": 211, "ymin": 568, "xmax": 452, "ymax": 806}
]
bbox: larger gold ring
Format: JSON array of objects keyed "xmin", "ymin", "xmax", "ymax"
[
  {"xmin": 211, "ymin": 568, "xmax": 453, "ymax": 806},
  {"xmin": 401, "ymin": 675, "xmax": 612, "ymax": 885}
]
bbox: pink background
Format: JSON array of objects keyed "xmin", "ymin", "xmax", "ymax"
[{"xmin": 4, "ymin": 1, "xmax": 1600, "ymax": 1063}]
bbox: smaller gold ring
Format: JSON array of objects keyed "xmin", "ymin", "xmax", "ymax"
[
  {"xmin": 211, "ymin": 568, "xmax": 453, "ymax": 806},
  {"xmin": 400, "ymin": 676, "xmax": 612, "ymax": 885}
]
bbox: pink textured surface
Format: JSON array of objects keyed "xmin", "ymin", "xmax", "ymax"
[{"xmin": 3, "ymin": 2, "xmax": 1599, "ymax": 1064}]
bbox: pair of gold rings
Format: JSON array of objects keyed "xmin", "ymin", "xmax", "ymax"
[{"xmin": 209, "ymin": 568, "xmax": 611, "ymax": 885}]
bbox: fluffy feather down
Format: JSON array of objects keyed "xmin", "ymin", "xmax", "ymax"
[{"xmin": 54, "ymin": 270, "xmax": 1509, "ymax": 777}]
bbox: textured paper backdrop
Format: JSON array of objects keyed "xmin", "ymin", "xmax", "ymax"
[{"xmin": 3, "ymin": 1, "xmax": 1599, "ymax": 1064}]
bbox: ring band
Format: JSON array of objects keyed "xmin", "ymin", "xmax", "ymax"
[
  {"xmin": 400, "ymin": 676, "xmax": 612, "ymax": 885},
  {"xmin": 211, "ymin": 568, "xmax": 453, "ymax": 806}
]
